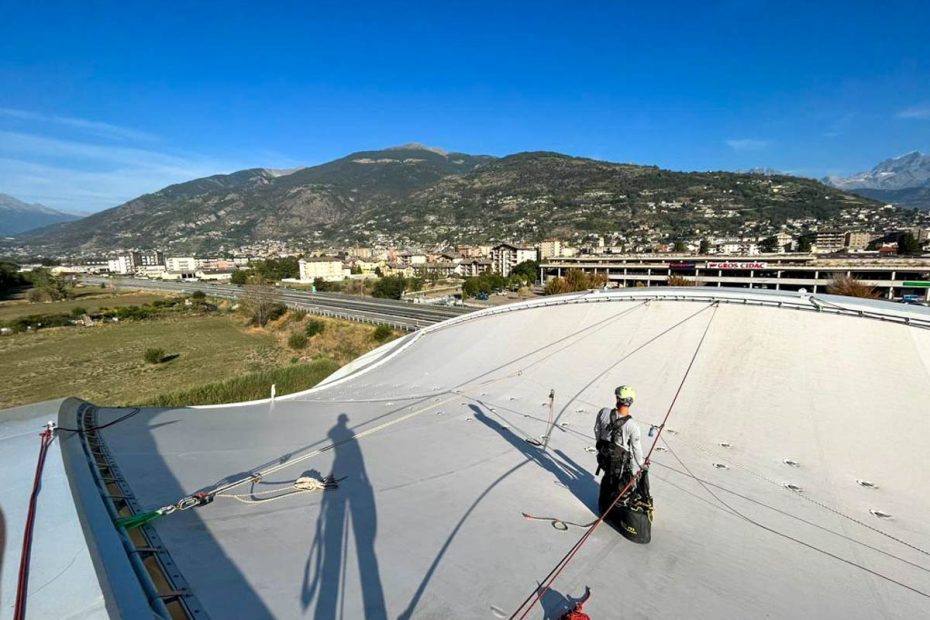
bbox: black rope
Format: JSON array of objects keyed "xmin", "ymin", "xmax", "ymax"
[{"xmin": 56, "ymin": 408, "xmax": 141, "ymax": 433}]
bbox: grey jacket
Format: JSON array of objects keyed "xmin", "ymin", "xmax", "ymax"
[{"xmin": 594, "ymin": 408, "xmax": 645, "ymax": 473}]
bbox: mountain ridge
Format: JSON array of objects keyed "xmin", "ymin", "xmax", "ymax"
[
  {"xmin": 13, "ymin": 147, "xmax": 907, "ymax": 254},
  {"xmin": 825, "ymin": 152, "xmax": 930, "ymax": 210},
  {"xmin": 0, "ymin": 193, "xmax": 84, "ymax": 236}
]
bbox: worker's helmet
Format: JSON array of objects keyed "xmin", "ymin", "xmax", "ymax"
[{"xmin": 614, "ymin": 385, "xmax": 636, "ymax": 406}]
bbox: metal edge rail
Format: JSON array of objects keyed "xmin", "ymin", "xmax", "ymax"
[{"xmin": 60, "ymin": 400, "xmax": 207, "ymax": 619}]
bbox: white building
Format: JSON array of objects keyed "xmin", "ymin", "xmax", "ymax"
[
  {"xmin": 490, "ymin": 243, "xmax": 536, "ymax": 276},
  {"xmin": 298, "ymin": 257, "xmax": 350, "ymax": 282},
  {"xmin": 107, "ymin": 255, "xmax": 135, "ymax": 275},
  {"xmin": 166, "ymin": 257, "xmax": 198, "ymax": 272}
]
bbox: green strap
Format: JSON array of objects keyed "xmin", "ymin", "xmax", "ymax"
[{"xmin": 115, "ymin": 509, "xmax": 165, "ymax": 530}]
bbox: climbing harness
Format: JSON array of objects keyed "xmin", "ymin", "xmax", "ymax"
[{"xmin": 509, "ymin": 302, "xmax": 719, "ymax": 620}]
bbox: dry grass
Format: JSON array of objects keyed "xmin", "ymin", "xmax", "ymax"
[
  {"xmin": 0, "ymin": 314, "xmax": 288, "ymax": 408},
  {"xmin": 0, "ymin": 289, "xmax": 170, "ymax": 322},
  {"xmin": 0, "ymin": 307, "xmax": 394, "ymax": 410},
  {"xmin": 270, "ymin": 314, "xmax": 397, "ymax": 365},
  {"xmin": 826, "ymin": 276, "xmax": 880, "ymax": 299}
]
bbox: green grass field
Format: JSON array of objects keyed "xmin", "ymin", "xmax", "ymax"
[
  {"xmin": 0, "ymin": 289, "xmax": 171, "ymax": 322},
  {"xmin": 0, "ymin": 314, "xmax": 290, "ymax": 408}
]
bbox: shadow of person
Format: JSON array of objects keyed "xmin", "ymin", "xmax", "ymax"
[
  {"xmin": 540, "ymin": 585, "xmax": 590, "ymax": 620},
  {"xmin": 301, "ymin": 413, "xmax": 387, "ymax": 620},
  {"xmin": 470, "ymin": 405, "xmax": 599, "ymax": 510}
]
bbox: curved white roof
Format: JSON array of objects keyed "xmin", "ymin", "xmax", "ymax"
[{"xmin": 3, "ymin": 288, "xmax": 930, "ymax": 619}]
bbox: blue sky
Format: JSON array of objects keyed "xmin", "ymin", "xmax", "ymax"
[{"xmin": 1, "ymin": 1, "xmax": 929, "ymax": 213}]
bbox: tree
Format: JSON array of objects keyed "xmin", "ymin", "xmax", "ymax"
[
  {"xmin": 240, "ymin": 284, "xmax": 285, "ymax": 327},
  {"xmin": 797, "ymin": 236, "xmax": 813, "ymax": 253},
  {"xmin": 25, "ymin": 268, "xmax": 73, "ymax": 302},
  {"xmin": 827, "ymin": 276, "xmax": 880, "ymax": 299},
  {"xmin": 898, "ymin": 232, "xmax": 921, "ymax": 255},
  {"xmin": 230, "ymin": 270, "xmax": 249, "ymax": 285},
  {"xmin": 461, "ymin": 273, "xmax": 507, "ymax": 298},
  {"xmin": 759, "ymin": 236, "xmax": 779, "ymax": 253},
  {"xmin": 510, "ymin": 260, "xmax": 539, "ymax": 284},
  {"xmin": 250, "ymin": 257, "xmax": 300, "ymax": 281},
  {"xmin": 673, "ymin": 240, "xmax": 687, "ymax": 252},
  {"xmin": 372, "ymin": 275, "xmax": 408, "ymax": 299},
  {"xmin": 543, "ymin": 269, "xmax": 607, "ymax": 295},
  {"xmin": 698, "ymin": 239, "xmax": 711, "ymax": 254}
]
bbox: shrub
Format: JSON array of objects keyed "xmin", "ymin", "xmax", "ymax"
[
  {"xmin": 71, "ymin": 306, "xmax": 87, "ymax": 317},
  {"xmin": 146, "ymin": 358, "xmax": 341, "ymax": 406},
  {"xmin": 288, "ymin": 332, "xmax": 308, "ymax": 350},
  {"xmin": 826, "ymin": 276, "xmax": 880, "ymax": 299},
  {"xmin": 291, "ymin": 309, "xmax": 308, "ymax": 321},
  {"xmin": 372, "ymin": 324, "xmax": 394, "ymax": 342},
  {"xmin": 191, "ymin": 290, "xmax": 206, "ymax": 301},
  {"xmin": 305, "ymin": 319, "xmax": 326, "ymax": 337},
  {"xmin": 143, "ymin": 347, "xmax": 165, "ymax": 364},
  {"xmin": 667, "ymin": 275, "xmax": 696, "ymax": 286}
]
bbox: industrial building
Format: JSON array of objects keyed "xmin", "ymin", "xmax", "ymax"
[{"xmin": 541, "ymin": 255, "xmax": 930, "ymax": 300}]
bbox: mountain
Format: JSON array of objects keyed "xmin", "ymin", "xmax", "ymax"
[
  {"xmin": 18, "ymin": 146, "xmax": 893, "ymax": 253},
  {"xmin": 825, "ymin": 151, "xmax": 930, "ymax": 210},
  {"xmin": 0, "ymin": 194, "xmax": 83, "ymax": 236}
]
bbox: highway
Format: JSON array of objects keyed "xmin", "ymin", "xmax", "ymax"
[{"xmin": 80, "ymin": 276, "xmax": 473, "ymax": 330}]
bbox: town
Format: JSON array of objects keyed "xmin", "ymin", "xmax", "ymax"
[{"xmin": 16, "ymin": 224, "xmax": 930, "ymax": 303}]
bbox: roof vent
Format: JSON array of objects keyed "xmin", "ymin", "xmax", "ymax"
[
  {"xmin": 870, "ymin": 509, "xmax": 893, "ymax": 519},
  {"xmin": 665, "ymin": 429, "xmax": 678, "ymax": 435},
  {"xmin": 857, "ymin": 480, "xmax": 878, "ymax": 489},
  {"xmin": 585, "ymin": 446, "xmax": 597, "ymax": 453},
  {"xmin": 783, "ymin": 483, "xmax": 802, "ymax": 492},
  {"xmin": 783, "ymin": 459, "xmax": 800, "ymax": 468},
  {"xmin": 719, "ymin": 442, "xmax": 732, "ymax": 448},
  {"xmin": 654, "ymin": 446, "xmax": 668, "ymax": 452},
  {"xmin": 712, "ymin": 463, "xmax": 729, "ymax": 470}
]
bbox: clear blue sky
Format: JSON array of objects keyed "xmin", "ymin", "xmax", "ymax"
[{"xmin": 1, "ymin": 1, "xmax": 929, "ymax": 213}]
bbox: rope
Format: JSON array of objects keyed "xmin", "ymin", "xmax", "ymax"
[
  {"xmin": 680, "ymin": 435, "xmax": 930, "ymax": 559},
  {"xmin": 152, "ymin": 302, "xmax": 651, "ymax": 518},
  {"xmin": 510, "ymin": 303, "xmax": 719, "ymax": 620},
  {"xmin": 659, "ymin": 439, "xmax": 930, "ymax": 599},
  {"xmin": 521, "ymin": 512, "xmax": 597, "ymax": 531},
  {"xmin": 217, "ymin": 476, "xmax": 339, "ymax": 504},
  {"xmin": 55, "ymin": 408, "xmax": 141, "ymax": 433},
  {"xmin": 14, "ymin": 425, "xmax": 55, "ymax": 620}
]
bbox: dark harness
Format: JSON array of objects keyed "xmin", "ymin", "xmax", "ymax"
[{"xmin": 595, "ymin": 408, "xmax": 632, "ymax": 476}]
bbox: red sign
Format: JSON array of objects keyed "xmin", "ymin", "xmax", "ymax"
[{"xmin": 706, "ymin": 261, "xmax": 768, "ymax": 270}]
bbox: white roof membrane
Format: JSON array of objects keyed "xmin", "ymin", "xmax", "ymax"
[{"xmin": 5, "ymin": 288, "xmax": 930, "ymax": 619}]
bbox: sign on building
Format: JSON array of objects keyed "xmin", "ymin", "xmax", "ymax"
[{"xmin": 706, "ymin": 261, "xmax": 768, "ymax": 270}]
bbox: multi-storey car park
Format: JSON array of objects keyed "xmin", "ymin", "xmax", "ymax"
[{"xmin": 540, "ymin": 254, "xmax": 930, "ymax": 301}]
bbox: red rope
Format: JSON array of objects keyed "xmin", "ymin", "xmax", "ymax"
[
  {"xmin": 14, "ymin": 426, "xmax": 55, "ymax": 620},
  {"xmin": 511, "ymin": 304, "xmax": 718, "ymax": 620}
]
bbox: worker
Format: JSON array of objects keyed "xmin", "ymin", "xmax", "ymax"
[{"xmin": 593, "ymin": 385, "xmax": 653, "ymax": 543}]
